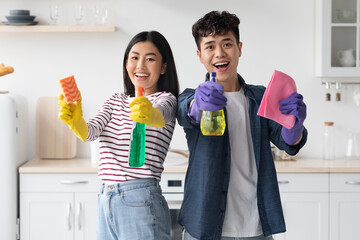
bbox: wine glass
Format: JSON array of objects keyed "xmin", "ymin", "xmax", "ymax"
[
  {"xmin": 100, "ymin": 8, "xmax": 108, "ymax": 25},
  {"xmin": 94, "ymin": 6, "xmax": 108, "ymax": 25},
  {"xmin": 49, "ymin": 5, "xmax": 59, "ymax": 25},
  {"xmin": 74, "ymin": 5, "xmax": 85, "ymax": 25}
]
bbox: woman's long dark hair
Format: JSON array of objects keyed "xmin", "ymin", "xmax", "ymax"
[{"xmin": 123, "ymin": 31, "xmax": 179, "ymax": 98}]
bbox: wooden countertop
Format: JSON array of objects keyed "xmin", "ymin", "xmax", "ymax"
[
  {"xmin": 275, "ymin": 158, "xmax": 360, "ymax": 173},
  {"xmin": 19, "ymin": 158, "xmax": 360, "ymax": 174},
  {"xmin": 19, "ymin": 158, "xmax": 98, "ymax": 173},
  {"xmin": 18, "ymin": 158, "xmax": 189, "ymax": 174}
]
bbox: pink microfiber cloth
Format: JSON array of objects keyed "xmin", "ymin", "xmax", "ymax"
[{"xmin": 257, "ymin": 70, "xmax": 297, "ymax": 129}]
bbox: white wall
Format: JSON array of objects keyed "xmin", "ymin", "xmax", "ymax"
[{"xmin": 1, "ymin": 0, "xmax": 360, "ymax": 160}]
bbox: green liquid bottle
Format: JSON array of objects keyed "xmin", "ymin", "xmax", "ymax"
[
  {"xmin": 200, "ymin": 72, "xmax": 226, "ymax": 136},
  {"xmin": 129, "ymin": 86, "xmax": 146, "ymax": 167}
]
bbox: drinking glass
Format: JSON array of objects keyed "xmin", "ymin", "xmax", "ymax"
[
  {"xmin": 94, "ymin": 6, "xmax": 108, "ymax": 25},
  {"xmin": 346, "ymin": 133, "xmax": 360, "ymax": 159},
  {"xmin": 49, "ymin": 5, "xmax": 59, "ymax": 25},
  {"xmin": 353, "ymin": 87, "xmax": 360, "ymax": 106},
  {"xmin": 74, "ymin": 5, "xmax": 85, "ymax": 25}
]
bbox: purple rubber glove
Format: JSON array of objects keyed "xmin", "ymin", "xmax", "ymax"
[
  {"xmin": 279, "ymin": 92, "xmax": 307, "ymax": 145},
  {"xmin": 188, "ymin": 81, "xmax": 227, "ymax": 122}
]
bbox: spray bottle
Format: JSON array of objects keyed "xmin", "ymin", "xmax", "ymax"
[
  {"xmin": 129, "ymin": 86, "xmax": 146, "ymax": 167},
  {"xmin": 200, "ymin": 72, "xmax": 226, "ymax": 136}
]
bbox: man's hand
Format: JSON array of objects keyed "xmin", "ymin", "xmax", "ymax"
[
  {"xmin": 188, "ymin": 81, "xmax": 227, "ymax": 122},
  {"xmin": 279, "ymin": 93, "xmax": 307, "ymax": 145}
]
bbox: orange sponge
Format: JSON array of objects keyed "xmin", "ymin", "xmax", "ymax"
[{"xmin": 57, "ymin": 75, "xmax": 81, "ymax": 104}]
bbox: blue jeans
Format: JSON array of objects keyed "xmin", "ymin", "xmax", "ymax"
[
  {"xmin": 96, "ymin": 178, "xmax": 171, "ymax": 240},
  {"xmin": 183, "ymin": 229, "xmax": 274, "ymax": 240}
]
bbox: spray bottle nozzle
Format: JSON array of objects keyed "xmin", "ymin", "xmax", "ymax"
[
  {"xmin": 210, "ymin": 72, "xmax": 216, "ymax": 82},
  {"xmin": 137, "ymin": 86, "xmax": 144, "ymax": 97}
]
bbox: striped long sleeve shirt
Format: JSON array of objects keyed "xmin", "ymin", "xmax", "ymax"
[{"xmin": 87, "ymin": 91, "xmax": 177, "ymax": 184}]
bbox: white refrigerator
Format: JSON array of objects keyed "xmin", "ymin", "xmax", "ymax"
[{"xmin": 0, "ymin": 92, "xmax": 27, "ymax": 240}]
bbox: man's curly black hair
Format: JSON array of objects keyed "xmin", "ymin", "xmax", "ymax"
[{"xmin": 192, "ymin": 11, "xmax": 240, "ymax": 50}]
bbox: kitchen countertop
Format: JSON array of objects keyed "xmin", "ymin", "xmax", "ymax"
[
  {"xmin": 275, "ymin": 158, "xmax": 360, "ymax": 173},
  {"xmin": 18, "ymin": 158, "xmax": 360, "ymax": 174},
  {"xmin": 18, "ymin": 158, "xmax": 189, "ymax": 174},
  {"xmin": 19, "ymin": 158, "xmax": 98, "ymax": 173}
]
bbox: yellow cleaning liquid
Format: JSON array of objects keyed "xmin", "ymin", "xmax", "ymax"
[
  {"xmin": 200, "ymin": 72, "xmax": 226, "ymax": 136},
  {"xmin": 200, "ymin": 110, "xmax": 226, "ymax": 136}
]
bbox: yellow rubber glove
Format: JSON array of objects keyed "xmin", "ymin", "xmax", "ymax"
[
  {"xmin": 58, "ymin": 94, "xmax": 89, "ymax": 142},
  {"xmin": 0, "ymin": 63, "xmax": 14, "ymax": 77},
  {"xmin": 129, "ymin": 96, "xmax": 165, "ymax": 128}
]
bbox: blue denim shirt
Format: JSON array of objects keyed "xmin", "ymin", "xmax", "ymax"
[{"xmin": 176, "ymin": 74, "xmax": 308, "ymax": 240}]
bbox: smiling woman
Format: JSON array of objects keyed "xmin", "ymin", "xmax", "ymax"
[
  {"xmin": 123, "ymin": 31, "xmax": 179, "ymax": 98},
  {"xmin": 55, "ymin": 30, "xmax": 180, "ymax": 240},
  {"xmin": 126, "ymin": 41, "xmax": 167, "ymax": 96}
]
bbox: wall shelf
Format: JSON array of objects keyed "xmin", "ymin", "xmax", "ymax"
[
  {"xmin": 0, "ymin": 25, "xmax": 116, "ymax": 33},
  {"xmin": 321, "ymin": 80, "xmax": 360, "ymax": 85}
]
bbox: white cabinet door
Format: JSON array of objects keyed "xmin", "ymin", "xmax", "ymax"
[
  {"xmin": 20, "ymin": 193, "xmax": 74, "ymax": 240},
  {"xmin": 315, "ymin": 0, "xmax": 360, "ymax": 77},
  {"xmin": 329, "ymin": 193, "xmax": 360, "ymax": 240},
  {"xmin": 275, "ymin": 193, "xmax": 329, "ymax": 240},
  {"xmin": 20, "ymin": 173, "xmax": 101, "ymax": 240},
  {"xmin": 275, "ymin": 174, "xmax": 329, "ymax": 240},
  {"xmin": 74, "ymin": 193, "xmax": 98, "ymax": 240},
  {"xmin": 329, "ymin": 173, "xmax": 360, "ymax": 240}
]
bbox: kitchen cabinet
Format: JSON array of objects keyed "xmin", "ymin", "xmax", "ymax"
[
  {"xmin": 329, "ymin": 173, "xmax": 360, "ymax": 240},
  {"xmin": 20, "ymin": 173, "xmax": 100, "ymax": 240},
  {"xmin": 315, "ymin": 0, "xmax": 360, "ymax": 77},
  {"xmin": 274, "ymin": 173, "xmax": 329, "ymax": 240},
  {"xmin": 18, "ymin": 158, "xmax": 360, "ymax": 240},
  {"xmin": 0, "ymin": 25, "xmax": 116, "ymax": 33}
]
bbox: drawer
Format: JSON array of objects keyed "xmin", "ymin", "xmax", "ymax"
[
  {"xmin": 20, "ymin": 173, "xmax": 101, "ymax": 193},
  {"xmin": 277, "ymin": 173, "xmax": 328, "ymax": 193},
  {"xmin": 330, "ymin": 173, "xmax": 360, "ymax": 192}
]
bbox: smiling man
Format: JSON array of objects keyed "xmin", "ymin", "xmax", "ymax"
[{"xmin": 176, "ymin": 11, "xmax": 308, "ymax": 240}]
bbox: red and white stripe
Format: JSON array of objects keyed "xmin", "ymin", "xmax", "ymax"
[{"xmin": 87, "ymin": 91, "xmax": 177, "ymax": 184}]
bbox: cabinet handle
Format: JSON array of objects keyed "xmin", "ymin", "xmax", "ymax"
[
  {"xmin": 278, "ymin": 180, "xmax": 290, "ymax": 184},
  {"xmin": 78, "ymin": 202, "xmax": 82, "ymax": 230},
  {"xmin": 67, "ymin": 203, "xmax": 72, "ymax": 230},
  {"xmin": 60, "ymin": 180, "xmax": 89, "ymax": 184},
  {"xmin": 345, "ymin": 180, "xmax": 360, "ymax": 185}
]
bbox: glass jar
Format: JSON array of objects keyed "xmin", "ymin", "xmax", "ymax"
[
  {"xmin": 323, "ymin": 121, "xmax": 335, "ymax": 160},
  {"xmin": 335, "ymin": 82, "xmax": 341, "ymax": 101},
  {"xmin": 325, "ymin": 82, "xmax": 331, "ymax": 101}
]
